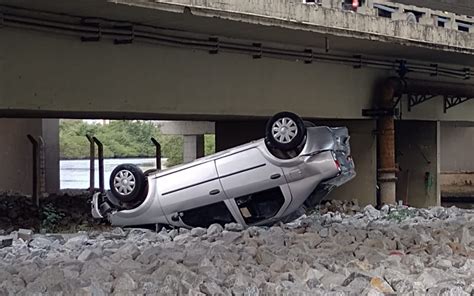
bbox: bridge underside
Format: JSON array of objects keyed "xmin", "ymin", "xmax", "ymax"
[{"xmin": 0, "ymin": 0, "xmax": 473, "ymax": 208}]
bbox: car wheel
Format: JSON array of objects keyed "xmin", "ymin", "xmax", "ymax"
[
  {"xmin": 109, "ymin": 164, "xmax": 146, "ymax": 203},
  {"xmin": 266, "ymin": 112, "xmax": 306, "ymax": 151}
]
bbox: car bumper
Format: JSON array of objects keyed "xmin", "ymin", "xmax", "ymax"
[{"xmin": 304, "ymin": 167, "xmax": 356, "ymax": 208}]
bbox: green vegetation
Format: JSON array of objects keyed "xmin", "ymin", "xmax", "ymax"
[
  {"xmin": 384, "ymin": 208, "xmax": 417, "ymax": 223},
  {"xmin": 60, "ymin": 120, "xmax": 215, "ymax": 167}
]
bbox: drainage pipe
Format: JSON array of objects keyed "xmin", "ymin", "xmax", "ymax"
[{"xmin": 377, "ymin": 78, "xmax": 403, "ymax": 205}]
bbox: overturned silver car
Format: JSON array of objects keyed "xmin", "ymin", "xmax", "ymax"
[{"xmin": 92, "ymin": 112, "xmax": 355, "ymax": 228}]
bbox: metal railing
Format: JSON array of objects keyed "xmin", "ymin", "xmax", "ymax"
[{"xmin": 303, "ymin": 0, "xmax": 473, "ymax": 32}]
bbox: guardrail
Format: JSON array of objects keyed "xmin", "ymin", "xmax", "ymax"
[{"xmin": 303, "ymin": 0, "xmax": 473, "ymax": 33}]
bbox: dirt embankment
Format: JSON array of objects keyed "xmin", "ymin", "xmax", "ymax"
[{"xmin": 0, "ymin": 193, "xmax": 109, "ymax": 234}]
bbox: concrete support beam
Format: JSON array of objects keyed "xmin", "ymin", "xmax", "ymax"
[
  {"xmin": 216, "ymin": 119, "xmax": 377, "ymax": 206},
  {"xmin": 160, "ymin": 121, "xmax": 214, "ymax": 135},
  {"xmin": 396, "ymin": 120, "xmax": 440, "ymax": 208},
  {"xmin": 440, "ymin": 122, "xmax": 474, "ymax": 172},
  {"xmin": 160, "ymin": 121, "xmax": 213, "ymax": 163},
  {"xmin": 0, "ymin": 119, "xmax": 59, "ymax": 195},
  {"xmin": 183, "ymin": 135, "xmax": 205, "ymax": 163}
]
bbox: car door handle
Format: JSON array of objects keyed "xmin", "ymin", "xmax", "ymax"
[
  {"xmin": 209, "ymin": 189, "xmax": 220, "ymax": 195},
  {"xmin": 270, "ymin": 173, "xmax": 281, "ymax": 180}
]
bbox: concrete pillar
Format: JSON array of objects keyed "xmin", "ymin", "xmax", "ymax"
[
  {"xmin": 42, "ymin": 119, "xmax": 60, "ymax": 193},
  {"xmin": 439, "ymin": 122, "xmax": 474, "ymax": 200},
  {"xmin": 183, "ymin": 135, "xmax": 205, "ymax": 163},
  {"xmin": 396, "ymin": 120, "xmax": 440, "ymax": 208},
  {"xmin": 0, "ymin": 118, "xmax": 60, "ymax": 195},
  {"xmin": 160, "ymin": 121, "xmax": 214, "ymax": 164},
  {"xmin": 216, "ymin": 119, "xmax": 377, "ymax": 206}
]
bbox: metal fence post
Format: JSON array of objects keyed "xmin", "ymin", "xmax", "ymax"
[
  {"xmin": 86, "ymin": 135, "xmax": 95, "ymax": 193},
  {"xmin": 92, "ymin": 136, "xmax": 104, "ymax": 193},
  {"xmin": 151, "ymin": 137, "xmax": 161, "ymax": 171},
  {"xmin": 26, "ymin": 135, "xmax": 39, "ymax": 207}
]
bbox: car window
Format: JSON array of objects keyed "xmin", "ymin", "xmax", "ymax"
[
  {"xmin": 180, "ymin": 201, "xmax": 236, "ymax": 228},
  {"xmin": 235, "ymin": 187, "xmax": 285, "ymax": 225}
]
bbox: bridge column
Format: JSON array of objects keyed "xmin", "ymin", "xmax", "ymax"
[
  {"xmin": 439, "ymin": 122, "xmax": 474, "ymax": 204},
  {"xmin": 160, "ymin": 121, "xmax": 214, "ymax": 163},
  {"xmin": 183, "ymin": 135, "xmax": 205, "ymax": 163},
  {"xmin": 0, "ymin": 118, "xmax": 59, "ymax": 195},
  {"xmin": 396, "ymin": 120, "xmax": 440, "ymax": 207}
]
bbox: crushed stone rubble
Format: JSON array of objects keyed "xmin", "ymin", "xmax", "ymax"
[{"xmin": 0, "ymin": 202, "xmax": 473, "ymax": 295}]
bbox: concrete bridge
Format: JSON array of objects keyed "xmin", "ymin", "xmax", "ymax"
[{"xmin": 0, "ymin": 0, "xmax": 473, "ymax": 208}]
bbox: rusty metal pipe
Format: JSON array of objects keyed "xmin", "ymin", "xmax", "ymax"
[
  {"xmin": 403, "ymin": 79, "xmax": 474, "ymax": 97},
  {"xmin": 377, "ymin": 77, "xmax": 402, "ymax": 205},
  {"xmin": 86, "ymin": 134, "xmax": 95, "ymax": 193},
  {"xmin": 27, "ymin": 135, "xmax": 39, "ymax": 207},
  {"xmin": 92, "ymin": 136, "xmax": 104, "ymax": 193},
  {"xmin": 151, "ymin": 137, "xmax": 162, "ymax": 171}
]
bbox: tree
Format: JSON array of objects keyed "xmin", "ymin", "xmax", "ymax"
[{"xmin": 60, "ymin": 120, "xmax": 216, "ymax": 168}]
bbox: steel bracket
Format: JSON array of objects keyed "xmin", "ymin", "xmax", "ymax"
[
  {"xmin": 444, "ymin": 95, "xmax": 473, "ymax": 113},
  {"xmin": 114, "ymin": 23, "xmax": 134, "ymax": 44},
  {"xmin": 353, "ymin": 55, "xmax": 363, "ymax": 69},
  {"xmin": 81, "ymin": 18, "xmax": 101, "ymax": 42},
  {"xmin": 252, "ymin": 43, "xmax": 262, "ymax": 59},
  {"xmin": 463, "ymin": 68, "xmax": 471, "ymax": 80},
  {"xmin": 408, "ymin": 94, "xmax": 436, "ymax": 111},
  {"xmin": 396, "ymin": 60, "xmax": 410, "ymax": 78},
  {"xmin": 304, "ymin": 48, "xmax": 313, "ymax": 64},
  {"xmin": 209, "ymin": 37, "xmax": 219, "ymax": 54},
  {"xmin": 430, "ymin": 64, "xmax": 438, "ymax": 77}
]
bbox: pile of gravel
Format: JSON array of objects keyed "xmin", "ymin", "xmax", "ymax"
[{"xmin": 0, "ymin": 203, "xmax": 473, "ymax": 295}]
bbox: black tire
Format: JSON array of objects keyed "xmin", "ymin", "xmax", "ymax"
[
  {"xmin": 109, "ymin": 164, "xmax": 146, "ymax": 203},
  {"xmin": 265, "ymin": 112, "xmax": 306, "ymax": 151}
]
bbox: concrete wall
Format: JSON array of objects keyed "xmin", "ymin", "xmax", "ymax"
[
  {"xmin": 216, "ymin": 119, "xmax": 377, "ymax": 205},
  {"xmin": 440, "ymin": 122, "xmax": 474, "ymax": 172},
  {"xmin": 0, "ymin": 119, "xmax": 59, "ymax": 195},
  {"xmin": 396, "ymin": 120, "xmax": 440, "ymax": 208},
  {"xmin": 438, "ymin": 122, "xmax": 474, "ymax": 199}
]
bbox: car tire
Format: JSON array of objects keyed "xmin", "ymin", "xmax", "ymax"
[
  {"xmin": 266, "ymin": 112, "xmax": 306, "ymax": 151},
  {"xmin": 109, "ymin": 164, "xmax": 147, "ymax": 203}
]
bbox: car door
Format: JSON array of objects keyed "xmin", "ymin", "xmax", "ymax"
[
  {"xmin": 215, "ymin": 147, "xmax": 292, "ymax": 225},
  {"xmin": 157, "ymin": 160, "xmax": 228, "ymax": 227}
]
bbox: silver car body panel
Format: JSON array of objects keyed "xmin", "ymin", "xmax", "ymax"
[{"xmin": 97, "ymin": 126, "xmax": 356, "ymax": 228}]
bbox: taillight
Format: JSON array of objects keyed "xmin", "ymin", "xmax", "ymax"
[
  {"xmin": 352, "ymin": 0, "xmax": 359, "ymax": 8},
  {"xmin": 332, "ymin": 151, "xmax": 342, "ymax": 172}
]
